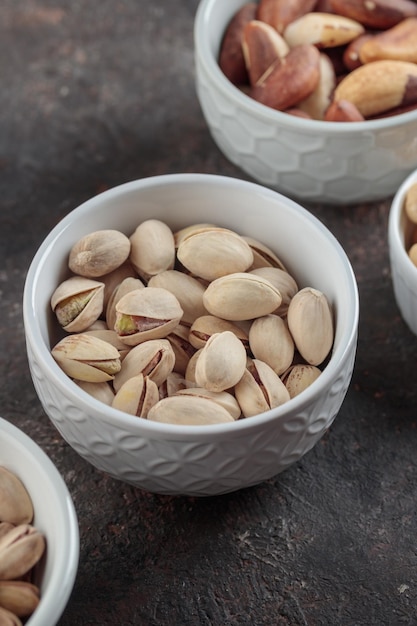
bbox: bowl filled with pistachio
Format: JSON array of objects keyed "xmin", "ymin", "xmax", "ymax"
[
  {"xmin": 0, "ymin": 417, "xmax": 79, "ymax": 625},
  {"xmin": 23, "ymin": 173, "xmax": 359, "ymax": 496}
]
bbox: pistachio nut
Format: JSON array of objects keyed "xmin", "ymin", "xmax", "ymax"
[
  {"xmin": 235, "ymin": 358, "xmax": 290, "ymax": 417},
  {"xmin": 189, "ymin": 315, "xmax": 249, "ymax": 351},
  {"xmin": 113, "ymin": 338, "xmax": 175, "ymax": 392},
  {"xmin": 75, "ymin": 380, "xmax": 115, "ymax": 405},
  {"xmin": 166, "ymin": 324, "xmax": 196, "ymax": 376},
  {"xmin": 249, "ymin": 315, "xmax": 294, "ymax": 375},
  {"xmin": 106, "ymin": 276, "xmax": 145, "ymax": 330},
  {"xmin": 148, "ymin": 269, "xmax": 208, "ymax": 325},
  {"xmin": 51, "ymin": 276, "xmax": 105, "ymax": 332},
  {"xmin": 203, "ymin": 272, "xmax": 282, "ymax": 321},
  {"xmin": 147, "ymin": 395, "xmax": 235, "ymax": 425},
  {"xmin": 242, "ymin": 236, "xmax": 287, "ymax": 271},
  {"xmin": 282, "ymin": 363, "xmax": 321, "ymax": 398},
  {"xmin": 176, "ymin": 227, "xmax": 254, "ymax": 281},
  {"xmin": 287, "ymin": 287, "xmax": 334, "ymax": 366},
  {"xmin": 0, "ymin": 606, "xmax": 22, "ymax": 626},
  {"xmin": 129, "ymin": 219, "xmax": 175, "ymax": 280},
  {"xmin": 177, "ymin": 387, "xmax": 241, "ymax": 419},
  {"xmin": 0, "ymin": 524, "xmax": 45, "ymax": 581},
  {"xmin": 173, "ymin": 223, "xmax": 217, "ymax": 248},
  {"xmin": 68, "ymin": 229, "xmax": 131, "ymax": 278},
  {"xmin": 51, "ymin": 334, "xmax": 122, "ymax": 382},
  {"xmin": 0, "ymin": 581, "xmax": 40, "ymax": 618},
  {"xmin": 194, "ymin": 331, "xmax": 247, "ymax": 392},
  {"xmin": 112, "ymin": 374, "xmax": 159, "ymax": 418},
  {"xmin": 249, "ymin": 267, "xmax": 298, "ymax": 316},
  {"xmin": 0, "ymin": 468, "xmax": 33, "ymax": 526},
  {"xmin": 114, "ymin": 287, "xmax": 183, "ymax": 346}
]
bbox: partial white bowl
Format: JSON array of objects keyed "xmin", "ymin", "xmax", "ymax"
[
  {"xmin": 23, "ymin": 173, "xmax": 359, "ymax": 496},
  {"xmin": 194, "ymin": 0, "xmax": 417, "ymax": 205},
  {"xmin": 388, "ymin": 168, "xmax": 417, "ymax": 335},
  {"xmin": 0, "ymin": 417, "xmax": 79, "ymax": 626}
]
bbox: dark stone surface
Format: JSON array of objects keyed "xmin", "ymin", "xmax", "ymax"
[{"xmin": 1, "ymin": 2, "xmax": 417, "ymax": 625}]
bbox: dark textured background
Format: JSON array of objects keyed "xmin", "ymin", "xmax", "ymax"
[{"xmin": 1, "ymin": 2, "xmax": 417, "ymax": 624}]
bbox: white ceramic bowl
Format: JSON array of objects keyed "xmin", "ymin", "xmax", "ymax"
[
  {"xmin": 194, "ymin": 0, "xmax": 417, "ymax": 205},
  {"xmin": 388, "ymin": 168, "xmax": 417, "ymax": 335},
  {"xmin": 0, "ymin": 417, "xmax": 79, "ymax": 626},
  {"xmin": 23, "ymin": 173, "xmax": 359, "ymax": 496}
]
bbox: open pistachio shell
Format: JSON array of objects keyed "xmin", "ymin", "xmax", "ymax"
[
  {"xmin": 184, "ymin": 348, "xmax": 203, "ymax": 383},
  {"xmin": 0, "ymin": 468, "xmax": 33, "ymax": 526},
  {"xmin": 195, "ymin": 331, "xmax": 247, "ymax": 392},
  {"xmin": 106, "ymin": 276, "xmax": 145, "ymax": 331},
  {"xmin": 129, "ymin": 219, "xmax": 175, "ymax": 280},
  {"xmin": 173, "ymin": 223, "xmax": 217, "ymax": 248},
  {"xmin": 176, "ymin": 387, "xmax": 241, "ymax": 420},
  {"xmin": 177, "ymin": 227, "xmax": 254, "ymax": 281},
  {"xmin": 114, "ymin": 287, "xmax": 183, "ymax": 346},
  {"xmin": 51, "ymin": 334, "xmax": 121, "ymax": 382},
  {"xmin": 189, "ymin": 315, "xmax": 249, "ymax": 351},
  {"xmin": 249, "ymin": 267, "xmax": 298, "ymax": 316},
  {"xmin": 68, "ymin": 229, "xmax": 131, "ymax": 278},
  {"xmin": 112, "ymin": 374, "xmax": 159, "ymax": 418},
  {"xmin": 51, "ymin": 276, "xmax": 105, "ymax": 332},
  {"xmin": 113, "ymin": 338, "xmax": 175, "ymax": 392},
  {"xmin": 147, "ymin": 395, "xmax": 235, "ymax": 425},
  {"xmin": 166, "ymin": 323, "xmax": 197, "ymax": 376},
  {"xmin": 0, "ymin": 581, "xmax": 40, "ymax": 618},
  {"xmin": 0, "ymin": 524, "xmax": 45, "ymax": 581},
  {"xmin": 282, "ymin": 364, "xmax": 321, "ymax": 398},
  {"xmin": 75, "ymin": 380, "xmax": 115, "ymax": 405},
  {"xmin": 100, "ymin": 261, "xmax": 139, "ymax": 310},
  {"xmin": 235, "ymin": 359, "xmax": 290, "ymax": 417},
  {"xmin": 242, "ymin": 236, "xmax": 287, "ymax": 271},
  {"xmin": 148, "ymin": 269, "xmax": 208, "ymax": 325},
  {"xmin": 203, "ymin": 272, "xmax": 282, "ymax": 321},
  {"xmin": 249, "ymin": 314, "xmax": 294, "ymax": 376}
]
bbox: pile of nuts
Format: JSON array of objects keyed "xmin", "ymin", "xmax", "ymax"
[
  {"xmin": 50, "ymin": 220, "xmax": 335, "ymax": 425},
  {"xmin": 219, "ymin": 0, "xmax": 417, "ymax": 121},
  {"xmin": 0, "ymin": 466, "xmax": 45, "ymax": 625},
  {"xmin": 403, "ymin": 182, "xmax": 417, "ymax": 266}
]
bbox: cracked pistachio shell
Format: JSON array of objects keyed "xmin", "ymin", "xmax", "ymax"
[
  {"xmin": 106, "ymin": 276, "xmax": 145, "ymax": 331},
  {"xmin": 0, "ymin": 524, "xmax": 45, "ymax": 581},
  {"xmin": 84, "ymin": 329, "xmax": 131, "ymax": 360},
  {"xmin": 195, "ymin": 331, "xmax": 247, "ymax": 392},
  {"xmin": 282, "ymin": 364, "xmax": 321, "ymax": 399},
  {"xmin": 0, "ymin": 468, "xmax": 33, "ymax": 526},
  {"xmin": 68, "ymin": 229, "xmax": 131, "ymax": 278},
  {"xmin": 129, "ymin": 219, "xmax": 175, "ymax": 280},
  {"xmin": 148, "ymin": 270, "xmax": 208, "ymax": 325},
  {"xmin": 99, "ymin": 260, "xmax": 138, "ymax": 310},
  {"xmin": 242, "ymin": 236, "xmax": 287, "ymax": 271},
  {"xmin": 51, "ymin": 276, "xmax": 104, "ymax": 332},
  {"xmin": 147, "ymin": 395, "xmax": 235, "ymax": 425},
  {"xmin": 189, "ymin": 315, "xmax": 249, "ymax": 351},
  {"xmin": 159, "ymin": 372, "xmax": 197, "ymax": 398},
  {"xmin": 0, "ymin": 581, "xmax": 40, "ymax": 618},
  {"xmin": 176, "ymin": 227, "xmax": 254, "ymax": 281},
  {"xmin": 184, "ymin": 348, "xmax": 203, "ymax": 384},
  {"xmin": 51, "ymin": 334, "xmax": 121, "ymax": 382},
  {"xmin": 176, "ymin": 388, "xmax": 241, "ymax": 420},
  {"xmin": 249, "ymin": 267, "xmax": 298, "ymax": 316},
  {"xmin": 173, "ymin": 223, "xmax": 217, "ymax": 248},
  {"xmin": 0, "ymin": 606, "xmax": 22, "ymax": 626},
  {"xmin": 235, "ymin": 359, "xmax": 290, "ymax": 418},
  {"xmin": 166, "ymin": 323, "xmax": 197, "ymax": 376},
  {"xmin": 114, "ymin": 287, "xmax": 183, "ymax": 346},
  {"xmin": 287, "ymin": 287, "xmax": 334, "ymax": 366},
  {"xmin": 203, "ymin": 272, "xmax": 282, "ymax": 321},
  {"xmin": 112, "ymin": 374, "xmax": 159, "ymax": 418},
  {"xmin": 249, "ymin": 315, "xmax": 294, "ymax": 376},
  {"xmin": 75, "ymin": 380, "xmax": 115, "ymax": 405},
  {"xmin": 113, "ymin": 338, "xmax": 175, "ymax": 392}
]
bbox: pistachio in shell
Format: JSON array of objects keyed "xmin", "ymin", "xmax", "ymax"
[
  {"xmin": 129, "ymin": 219, "xmax": 175, "ymax": 280},
  {"xmin": 106, "ymin": 276, "xmax": 145, "ymax": 331},
  {"xmin": 248, "ymin": 314, "xmax": 294, "ymax": 376},
  {"xmin": 68, "ymin": 229, "xmax": 131, "ymax": 278},
  {"xmin": 282, "ymin": 364, "xmax": 321, "ymax": 398},
  {"xmin": 249, "ymin": 267, "xmax": 298, "ymax": 316},
  {"xmin": 148, "ymin": 269, "xmax": 208, "ymax": 325},
  {"xmin": 113, "ymin": 338, "xmax": 176, "ymax": 392},
  {"xmin": 189, "ymin": 315, "xmax": 249, "ymax": 351},
  {"xmin": 0, "ymin": 468, "xmax": 33, "ymax": 526},
  {"xmin": 112, "ymin": 374, "xmax": 159, "ymax": 418},
  {"xmin": 147, "ymin": 395, "xmax": 235, "ymax": 425},
  {"xmin": 0, "ymin": 580, "xmax": 40, "ymax": 618},
  {"xmin": 235, "ymin": 358, "xmax": 290, "ymax": 417},
  {"xmin": 194, "ymin": 331, "xmax": 247, "ymax": 392},
  {"xmin": 176, "ymin": 387, "xmax": 241, "ymax": 420},
  {"xmin": 0, "ymin": 524, "xmax": 45, "ymax": 581},
  {"xmin": 0, "ymin": 606, "xmax": 22, "ymax": 625},
  {"xmin": 75, "ymin": 380, "xmax": 115, "ymax": 405},
  {"xmin": 51, "ymin": 276, "xmax": 104, "ymax": 332},
  {"xmin": 51, "ymin": 334, "xmax": 121, "ymax": 382},
  {"xmin": 287, "ymin": 287, "xmax": 334, "ymax": 366},
  {"xmin": 166, "ymin": 323, "xmax": 197, "ymax": 376},
  {"xmin": 242, "ymin": 236, "xmax": 287, "ymax": 271},
  {"xmin": 203, "ymin": 272, "xmax": 282, "ymax": 321},
  {"xmin": 114, "ymin": 287, "xmax": 183, "ymax": 346}
]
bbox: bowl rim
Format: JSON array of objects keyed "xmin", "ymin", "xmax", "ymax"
[
  {"xmin": 0, "ymin": 417, "xmax": 79, "ymax": 626},
  {"xmin": 23, "ymin": 173, "xmax": 359, "ymax": 437},
  {"xmin": 194, "ymin": 0, "xmax": 417, "ymax": 133},
  {"xmin": 388, "ymin": 168, "xmax": 417, "ymax": 277}
]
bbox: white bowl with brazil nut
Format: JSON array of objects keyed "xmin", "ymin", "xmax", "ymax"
[
  {"xmin": 194, "ymin": 0, "xmax": 417, "ymax": 205},
  {"xmin": 0, "ymin": 417, "xmax": 79, "ymax": 626},
  {"xmin": 23, "ymin": 173, "xmax": 359, "ymax": 497},
  {"xmin": 388, "ymin": 168, "xmax": 417, "ymax": 335}
]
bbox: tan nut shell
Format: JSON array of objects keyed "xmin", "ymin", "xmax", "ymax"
[
  {"xmin": 203, "ymin": 272, "xmax": 282, "ymax": 321},
  {"xmin": 176, "ymin": 227, "xmax": 254, "ymax": 281},
  {"xmin": 51, "ymin": 276, "xmax": 104, "ymax": 332},
  {"xmin": 166, "ymin": 324, "xmax": 196, "ymax": 376},
  {"xmin": 405, "ymin": 182, "xmax": 417, "ymax": 224},
  {"xmin": 76, "ymin": 380, "xmax": 115, "ymax": 405},
  {"xmin": 249, "ymin": 315, "xmax": 294, "ymax": 376},
  {"xmin": 68, "ymin": 229, "xmax": 131, "ymax": 278},
  {"xmin": 0, "ymin": 581, "xmax": 40, "ymax": 618},
  {"xmin": 129, "ymin": 219, "xmax": 175, "ymax": 280},
  {"xmin": 189, "ymin": 315, "xmax": 249, "ymax": 351},
  {"xmin": 148, "ymin": 270, "xmax": 208, "ymax": 325},
  {"xmin": 249, "ymin": 267, "xmax": 298, "ymax": 316},
  {"xmin": 283, "ymin": 364, "xmax": 321, "ymax": 398},
  {"xmin": 113, "ymin": 339, "xmax": 175, "ymax": 392},
  {"xmin": 235, "ymin": 359, "xmax": 290, "ymax": 417},
  {"xmin": 194, "ymin": 331, "xmax": 247, "ymax": 392},
  {"xmin": 0, "ymin": 524, "xmax": 45, "ymax": 581},
  {"xmin": 287, "ymin": 287, "xmax": 334, "ymax": 366},
  {"xmin": 112, "ymin": 374, "xmax": 159, "ymax": 418},
  {"xmin": 51, "ymin": 334, "xmax": 121, "ymax": 382},
  {"xmin": 106, "ymin": 276, "xmax": 145, "ymax": 330},
  {"xmin": 243, "ymin": 236, "xmax": 287, "ymax": 271},
  {"xmin": 176, "ymin": 388, "xmax": 241, "ymax": 420},
  {"xmin": 0, "ymin": 606, "xmax": 23, "ymax": 625},
  {"xmin": 147, "ymin": 395, "xmax": 235, "ymax": 425},
  {"xmin": 0, "ymin": 467, "xmax": 33, "ymax": 526}
]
